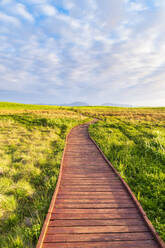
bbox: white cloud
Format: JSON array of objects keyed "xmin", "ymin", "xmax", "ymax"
[
  {"xmin": 0, "ymin": 0, "xmax": 165, "ymax": 105},
  {"xmin": 95, "ymin": 0, "xmax": 125, "ymax": 30},
  {"xmin": 27, "ymin": 0, "xmax": 47, "ymax": 3},
  {"xmin": 39, "ymin": 4, "xmax": 57, "ymax": 16},
  {"xmin": 15, "ymin": 3, "xmax": 34, "ymax": 22},
  {"xmin": 0, "ymin": 12, "xmax": 20, "ymax": 26},
  {"xmin": 128, "ymin": 2, "xmax": 147, "ymax": 12}
]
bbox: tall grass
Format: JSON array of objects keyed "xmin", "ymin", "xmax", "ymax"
[
  {"xmin": 89, "ymin": 116, "xmax": 165, "ymax": 241},
  {"xmin": 0, "ymin": 111, "xmax": 89, "ymax": 248}
]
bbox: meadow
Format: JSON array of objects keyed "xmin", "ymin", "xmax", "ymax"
[
  {"xmin": 0, "ymin": 102, "xmax": 165, "ymax": 246},
  {"xmin": 0, "ymin": 103, "xmax": 90, "ymax": 248},
  {"xmin": 88, "ymin": 107, "xmax": 165, "ymax": 241}
]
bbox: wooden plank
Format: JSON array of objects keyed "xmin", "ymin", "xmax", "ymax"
[
  {"xmin": 52, "ymin": 208, "xmax": 137, "ymax": 214},
  {"xmin": 61, "ymin": 180, "xmax": 121, "ymax": 183},
  {"xmin": 64, "ymin": 164, "xmax": 110, "ymax": 166},
  {"xmin": 59, "ymin": 188, "xmax": 125, "ymax": 195},
  {"xmin": 64, "ymin": 158, "xmax": 104, "ymax": 160},
  {"xmin": 49, "ymin": 218, "xmax": 145, "ymax": 227},
  {"xmin": 43, "ymin": 240, "xmax": 159, "ymax": 248},
  {"xmin": 63, "ymin": 164, "xmax": 109, "ymax": 166},
  {"xmin": 60, "ymin": 184, "xmax": 122, "ymax": 187},
  {"xmin": 60, "ymin": 180, "xmax": 121, "ymax": 184},
  {"xmin": 50, "ymin": 213, "xmax": 141, "ymax": 220},
  {"xmin": 44, "ymin": 232, "xmax": 153, "ymax": 242},
  {"xmin": 47, "ymin": 225, "xmax": 148, "ymax": 234},
  {"xmin": 61, "ymin": 180, "xmax": 120, "ymax": 183},
  {"xmin": 57, "ymin": 194, "xmax": 130, "ymax": 199},
  {"xmin": 59, "ymin": 188, "xmax": 124, "ymax": 192},
  {"xmin": 62, "ymin": 175, "xmax": 119, "ymax": 179},
  {"xmin": 63, "ymin": 168, "xmax": 111, "ymax": 171},
  {"xmin": 62, "ymin": 174, "xmax": 115, "ymax": 178},
  {"xmin": 60, "ymin": 184, "xmax": 124, "ymax": 188},
  {"xmin": 63, "ymin": 171, "xmax": 112, "ymax": 174},
  {"xmin": 55, "ymin": 203, "xmax": 135, "ymax": 209},
  {"xmin": 55, "ymin": 198, "xmax": 132, "ymax": 203},
  {"xmin": 64, "ymin": 166, "xmax": 111, "ymax": 168},
  {"xmin": 60, "ymin": 185, "xmax": 124, "ymax": 189},
  {"xmin": 61, "ymin": 172, "xmax": 117, "ymax": 174},
  {"xmin": 57, "ymin": 191, "xmax": 129, "ymax": 194},
  {"xmin": 62, "ymin": 177, "xmax": 120, "ymax": 181}
]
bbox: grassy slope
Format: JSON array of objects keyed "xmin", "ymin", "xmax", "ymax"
[
  {"xmin": 88, "ymin": 108, "xmax": 165, "ymax": 241},
  {"xmin": 0, "ymin": 103, "xmax": 90, "ymax": 248},
  {"xmin": 0, "ymin": 102, "xmax": 66, "ymax": 110}
]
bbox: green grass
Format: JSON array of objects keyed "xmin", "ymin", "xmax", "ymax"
[
  {"xmin": 89, "ymin": 116, "xmax": 165, "ymax": 241},
  {"xmin": 0, "ymin": 108, "xmax": 90, "ymax": 248},
  {"xmin": 0, "ymin": 102, "xmax": 165, "ymax": 245},
  {"xmin": 0, "ymin": 102, "xmax": 65, "ymax": 110}
]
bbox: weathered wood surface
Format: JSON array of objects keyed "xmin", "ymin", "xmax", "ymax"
[{"xmin": 37, "ymin": 124, "xmax": 165, "ymax": 248}]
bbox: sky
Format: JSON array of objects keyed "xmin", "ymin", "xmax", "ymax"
[{"xmin": 0, "ymin": 0, "xmax": 165, "ymax": 106}]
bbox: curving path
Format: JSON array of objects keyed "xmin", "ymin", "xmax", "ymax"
[{"xmin": 37, "ymin": 124, "xmax": 165, "ymax": 248}]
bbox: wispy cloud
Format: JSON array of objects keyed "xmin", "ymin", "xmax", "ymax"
[
  {"xmin": 39, "ymin": 4, "xmax": 57, "ymax": 16},
  {"xmin": 15, "ymin": 3, "xmax": 34, "ymax": 22},
  {"xmin": 0, "ymin": 12, "xmax": 20, "ymax": 26},
  {"xmin": 0, "ymin": 0, "xmax": 165, "ymax": 105}
]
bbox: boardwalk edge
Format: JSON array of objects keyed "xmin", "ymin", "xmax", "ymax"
[
  {"xmin": 36, "ymin": 123, "xmax": 86, "ymax": 248},
  {"xmin": 88, "ymin": 123, "xmax": 165, "ymax": 248}
]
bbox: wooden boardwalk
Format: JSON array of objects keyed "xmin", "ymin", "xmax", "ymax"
[{"xmin": 37, "ymin": 124, "xmax": 165, "ymax": 248}]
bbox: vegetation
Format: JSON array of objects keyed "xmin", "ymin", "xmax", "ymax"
[
  {"xmin": 0, "ymin": 103, "xmax": 90, "ymax": 248},
  {"xmin": 88, "ymin": 108, "xmax": 165, "ymax": 241},
  {"xmin": 0, "ymin": 102, "xmax": 165, "ymax": 245}
]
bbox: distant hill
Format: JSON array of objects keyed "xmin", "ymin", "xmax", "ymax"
[
  {"xmin": 62, "ymin": 102, "xmax": 133, "ymax": 107},
  {"xmin": 36, "ymin": 102, "xmax": 89, "ymax": 106},
  {"xmin": 60, "ymin": 101, "xmax": 89, "ymax": 106},
  {"xmin": 102, "ymin": 103, "xmax": 133, "ymax": 107},
  {"xmin": 36, "ymin": 102, "xmax": 133, "ymax": 107}
]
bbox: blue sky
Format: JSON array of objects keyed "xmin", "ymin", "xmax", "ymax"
[{"xmin": 0, "ymin": 0, "xmax": 165, "ymax": 106}]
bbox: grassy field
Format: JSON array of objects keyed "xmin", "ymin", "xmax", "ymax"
[
  {"xmin": 0, "ymin": 103, "xmax": 90, "ymax": 248},
  {"xmin": 0, "ymin": 102, "xmax": 165, "ymax": 246},
  {"xmin": 88, "ymin": 108, "xmax": 165, "ymax": 241}
]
